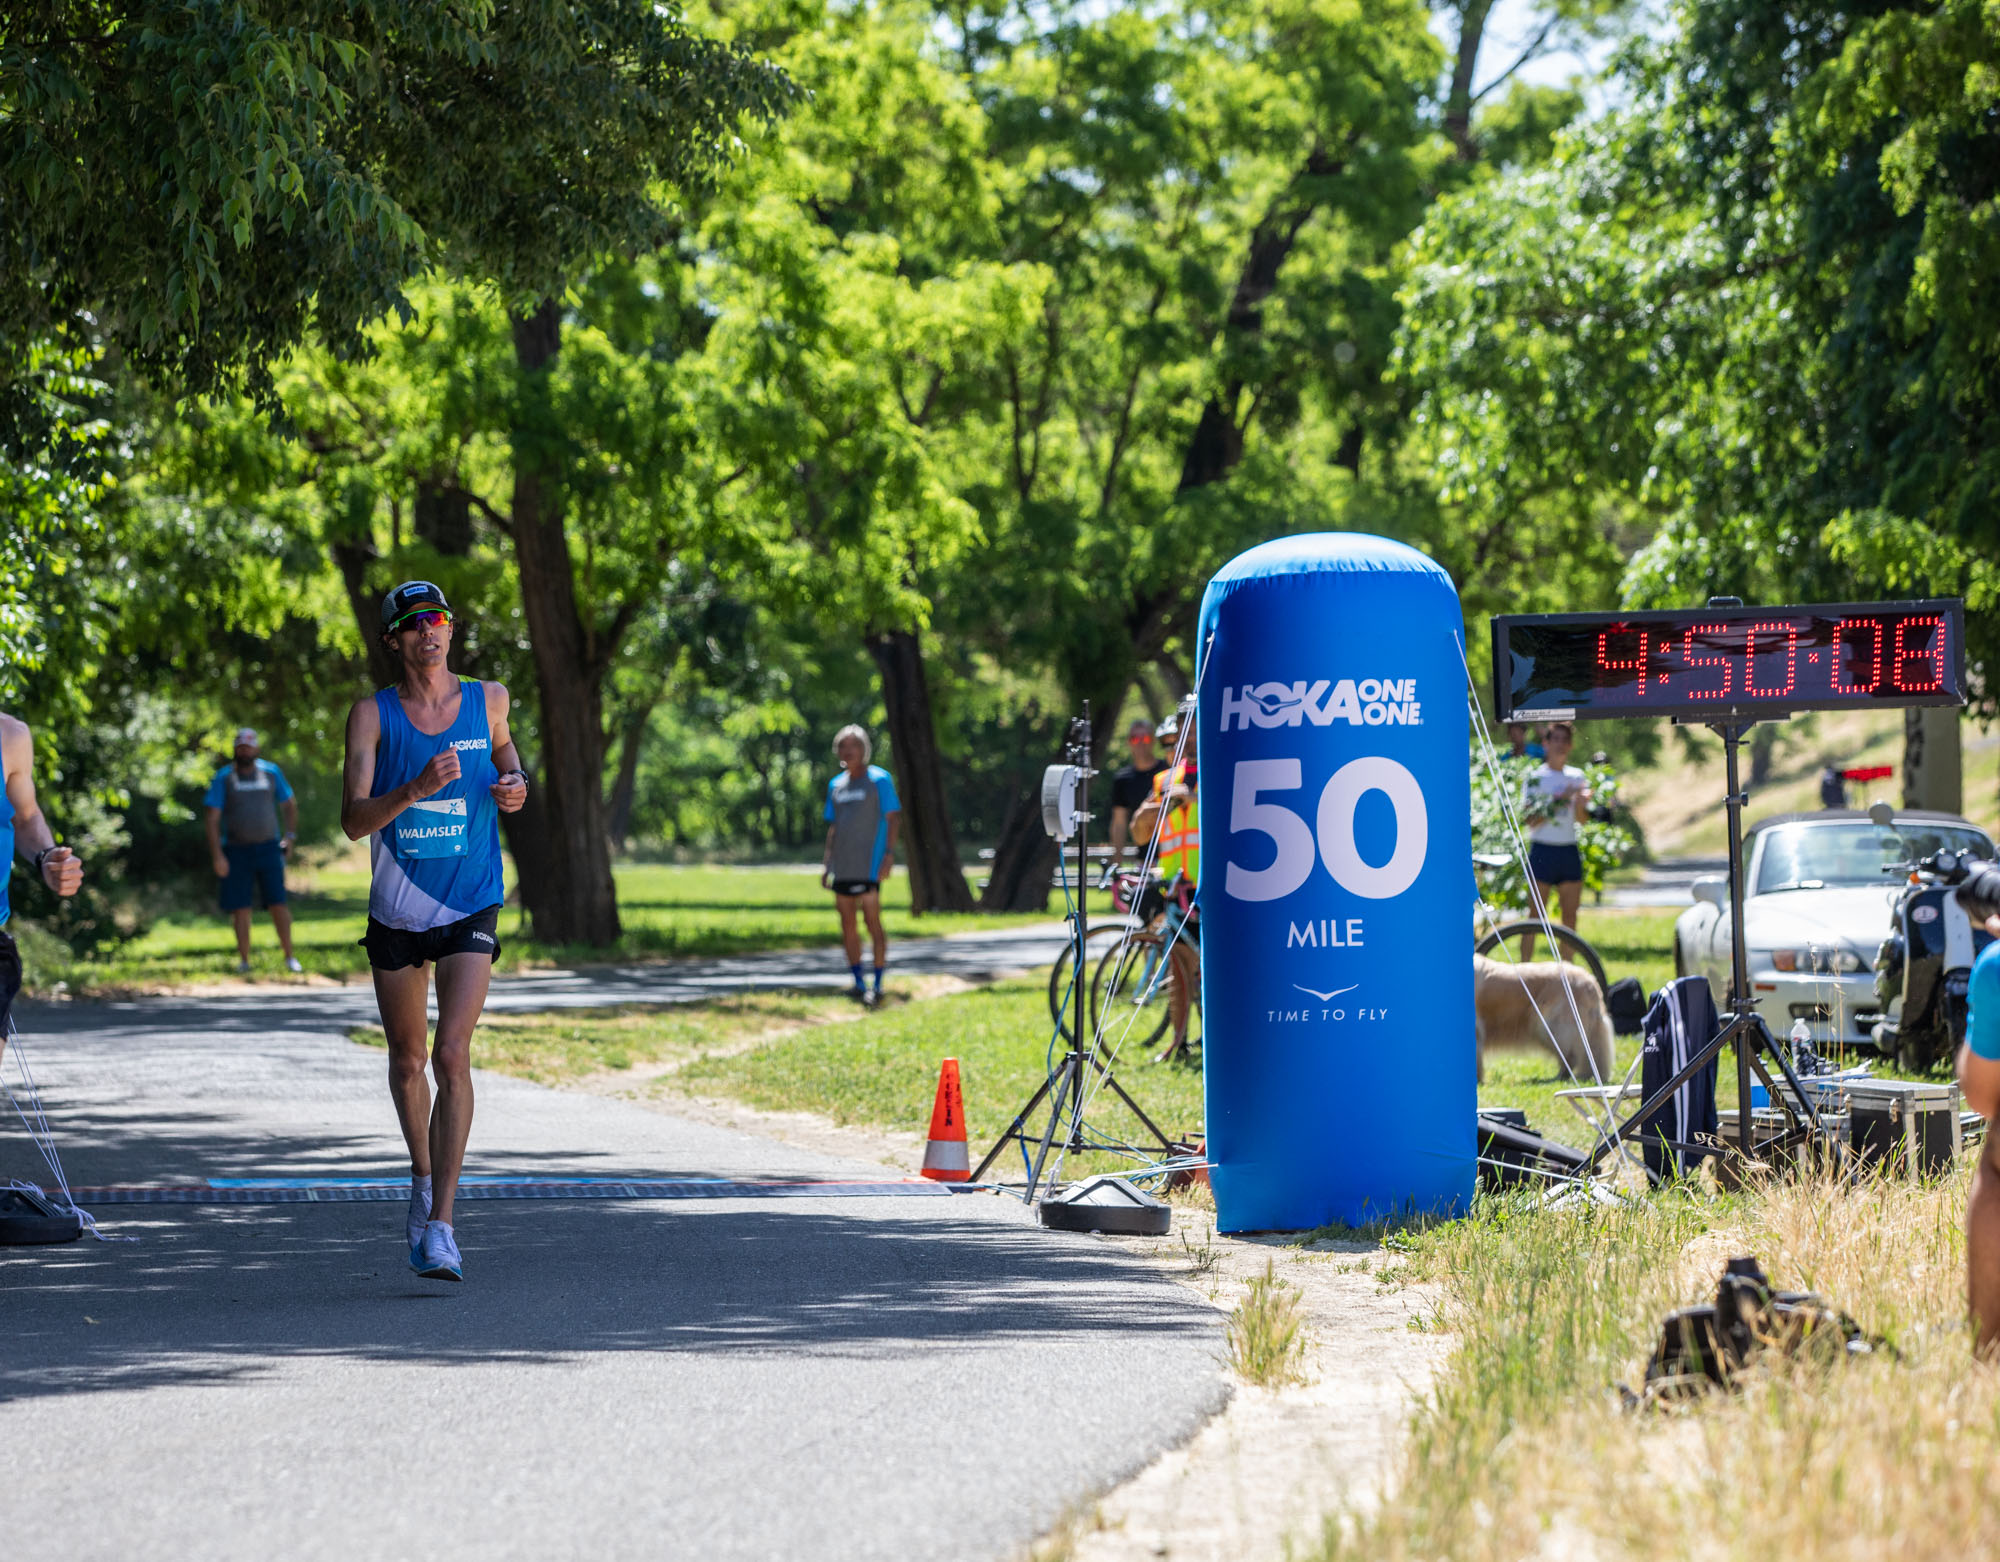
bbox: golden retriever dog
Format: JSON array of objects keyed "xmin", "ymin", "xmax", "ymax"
[{"xmin": 1473, "ymin": 952, "xmax": 1614, "ymax": 1083}]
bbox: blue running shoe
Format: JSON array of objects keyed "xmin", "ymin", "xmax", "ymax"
[
  {"xmin": 414, "ymin": 1220, "xmax": 463, "ymax": 1282},
  {"xmin": 406, "ymin": 1180, "xmax": 431, "ymax": 1265}
]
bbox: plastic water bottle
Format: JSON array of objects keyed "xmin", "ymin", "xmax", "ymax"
[{"xmin": 1790, "ymin": 1016, "xmax": 1818, "ymax": 1076}]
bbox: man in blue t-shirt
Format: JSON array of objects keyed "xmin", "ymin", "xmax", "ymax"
[
  {"xmin": 204, "ymin": 728, "xmax": 302, "ymax": 974},
  {"xmin": 821, "ymin": 725, "xmax": 900, "ymax": 1008},
  {"xmin": 1955, "ymin": 867, "xmax": 2000, "ymax": 1352}
]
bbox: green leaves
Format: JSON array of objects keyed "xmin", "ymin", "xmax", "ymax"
[{"xmin": 0, "ymin": 1, "xmax": 792, "ymax": 413}]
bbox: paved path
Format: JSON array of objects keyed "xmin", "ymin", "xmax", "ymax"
[
  {"xmin": 1599, "ymin": 857, "xmax": 1724, "ymax": 908},
  {"xmin": 1, "ymin": 925, "xmax": 1223, "ymax": 1562}
]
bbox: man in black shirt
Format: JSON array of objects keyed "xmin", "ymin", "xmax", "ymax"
[{"xmin": 1108, "ymin": 717, "xmax": 1168, "ymax": 863}]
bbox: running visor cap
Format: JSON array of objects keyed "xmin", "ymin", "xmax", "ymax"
[{"xmin": 380, "ymin": 580, "xmax": 452, "ymax": 631}]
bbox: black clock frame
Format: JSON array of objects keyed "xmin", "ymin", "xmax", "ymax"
[{"xmin": 1491, "ymin": 597, "xmax": 1966, "ymax": 725}]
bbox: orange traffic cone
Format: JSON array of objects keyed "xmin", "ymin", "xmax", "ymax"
[{"xmin": 921, "ymin": 1058, "xmax": 971, "ymax": 1182}]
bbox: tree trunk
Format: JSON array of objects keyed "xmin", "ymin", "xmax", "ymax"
[
  {"xmin": 1749, "ymin": 723, "xmax": 1778, "ymax": 788},
  {"xmin": 979, "ymin": 681, "xmax": 1133, "ymax": 913},
  {"xmin": 865, "ymin": 627, "xmax": 974, "ymax": 913},
  {"xmin": 981, "ymin": 793, "xmax": 1061, "ymax": 912},
  {"xmin": 1444, "ymin": 0, "xmax": 1497, "ymax": 161},
  {"xmin": 605, "ymin": 706, "xmax": 651, "ymax": 849},
  {"xmin": 1904, "ymin": 706, "xmax": 1963, "ymax": 814},
  {"xmin": 508, "ymin": 299, "xmax": 621, "ymax": 946},
  {"xmin": 414, "ymin": 479, "xmax": 475, "ymax": 556},
  {"xmin": 329, "ymin": 534, "xmax": 400, "ymax": 690}
]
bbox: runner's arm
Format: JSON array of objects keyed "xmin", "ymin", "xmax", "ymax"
[
  {"xmin": 341, "ymin": 697, "xmax": 460, "ymax": 839},
  {"xmin": 2, "ymin": 715, "xmax": 83, "ymax": 895},
  {"xmin": 484, "ymin": 682, "xmax": 527, "ymax": 814},
  {"xmin": 880, "ymin": 811, "xmax": 900, "ymax": 881},
  {"xmin": 204, "ymin": 804, "xmax": 228, "ymax": 874}
]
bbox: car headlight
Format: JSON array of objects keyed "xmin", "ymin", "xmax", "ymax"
[{"xmin": 1769, "ymin": 948, "xmax": 1866, "ymax": 974}]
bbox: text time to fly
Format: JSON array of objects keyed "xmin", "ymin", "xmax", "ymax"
[{"xmin": 1493, "ymin": 600, "xmax": 1966, "ymax": 724}]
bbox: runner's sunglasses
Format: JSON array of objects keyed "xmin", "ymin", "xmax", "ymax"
[{"xmin": 388, "ymin": 607, "xmax": 453, "ymax": 633}]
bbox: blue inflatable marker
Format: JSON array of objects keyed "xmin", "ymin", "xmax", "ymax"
[{"xmin": 1196, "ymin": 533, "xmax": 1475, "ymax": 1232}]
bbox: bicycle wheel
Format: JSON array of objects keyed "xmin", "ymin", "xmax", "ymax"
[
  {"xmin": 1047, "ymin": 921, "xmax": 1129, "ymax": 1040},
  {"xmin": 1473, "ymin": 920, "xmax": 1609, "ymax": 992},
  {"xmin": 1089, "ymin": 931, "xmax": 1176, "ymax": 1052}
]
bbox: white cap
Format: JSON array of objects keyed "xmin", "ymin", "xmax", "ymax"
[{"xmin": 234, "ymin": 728, "xmax": 259, "ymax": 748}]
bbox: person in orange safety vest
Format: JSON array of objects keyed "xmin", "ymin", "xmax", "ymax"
[{"xmin": 1129, "ymin": 756, "xmax": 1200, "ymax": 1058}]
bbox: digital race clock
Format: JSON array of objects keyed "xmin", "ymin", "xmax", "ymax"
[{"xmin": 1492, "ymin": 599, "xmax": 1966, "ymax": 723}]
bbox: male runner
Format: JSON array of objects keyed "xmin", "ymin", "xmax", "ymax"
[
  {"xmin": 821, "ymin": 724, "xmax": 899, "ymax": 1008},
  {"xmin": 0, "ymin": 712, "xmax": 86, "ymax": 1047},
  {"xmin": 204, "ymin": 727, "xmax": 302, "ymax": 973},
  {"xmin": 341, "ymin": 581, "xmax": 527, "ymax": 1282}
]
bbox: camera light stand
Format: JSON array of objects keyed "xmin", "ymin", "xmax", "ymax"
[
  {"xmin": 1584, "ymin": 718, "xmax": 1834, "ymax": 1174},
  {"xmin": 970, "ymin": 702, "xmax": 1178, "ymax": 1202}
]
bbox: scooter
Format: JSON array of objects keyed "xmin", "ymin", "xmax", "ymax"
[{"xmin": 1872, "ymin": 833, "xmax": 1993, "ymax": 1073}]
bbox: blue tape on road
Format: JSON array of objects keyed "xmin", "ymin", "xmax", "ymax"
[{"xmin": 70, "ymin": 1178, "xmax": 955, "ymax": 1206}]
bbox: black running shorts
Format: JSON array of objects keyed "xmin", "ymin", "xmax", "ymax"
[
  {"xmin": 829, "ymin": 879, "xmax": 879, "ymax": 899},
  {"xmin": 360, "ymin": 905, "xmax": 503, "ymax": 971}
]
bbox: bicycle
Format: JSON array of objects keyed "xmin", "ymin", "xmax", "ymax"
[
  {"xmin": 1046, "ymin": 865, "xmax": 1145, "ymax": 1041},
  {"xmin": 1471, "ymin": 852, "xmax": 1610, "ymax": 989},
  {"xmin": 1089, "ymin": 875, "xmax": 1201, "ymax": 1061}
]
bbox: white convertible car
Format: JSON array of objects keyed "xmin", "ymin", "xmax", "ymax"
[{"xmin": 1673, "ymin": 809, "xmax": 1996, "ymax": 1048}]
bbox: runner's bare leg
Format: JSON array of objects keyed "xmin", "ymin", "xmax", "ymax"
[
  {"xmin": 375, "ymin": 963, "xmax": 434, "ymax": 1178},
  {"xmin": 837, "ymin": 896, "xmax": 863, "ymax": 965},
  {"xmin": 860, "ymin": 890, "xmax": 888, "ymax": 967},
  {"xmin": 427, "ymin": 950, "xmax": 493, "ymax": 1226}
]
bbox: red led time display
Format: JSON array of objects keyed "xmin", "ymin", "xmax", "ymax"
[{"xmin": 1493, "ymin": 600, "xmax": 1965, "ymax": 723}]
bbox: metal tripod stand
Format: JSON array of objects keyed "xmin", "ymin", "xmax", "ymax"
[
  {"xmin": 1584, "ymin": 719, "xmax": 1833, "ymax": 1174},
  {"xmin": 969, "ymin": 705, "xmax": 1179, "ymax": 1200}
]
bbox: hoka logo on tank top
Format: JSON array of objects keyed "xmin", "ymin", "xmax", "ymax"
[{"xmin": 368, "ymin": 681, "xmax": 504, "ymax": 931}]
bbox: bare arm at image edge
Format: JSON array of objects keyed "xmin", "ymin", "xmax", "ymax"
[
  {"xmin": 1960, "ymin": 938, "xmax": 2000, "ymax": 1119},
  {"xmin": 2, "ymin": 716, "xmax": 82, "ymax": 896}
]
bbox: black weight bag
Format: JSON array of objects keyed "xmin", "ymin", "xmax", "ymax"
[{"xmin": 0, "ymin": 930, "xmax": 84, "ymax": 1246}]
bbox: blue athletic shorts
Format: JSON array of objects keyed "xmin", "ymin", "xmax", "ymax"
[
  {"xmin": 1527, "ymin": 841, "xmax": 1584, "ymax": 887},
  {"xmin": 220, "ymin": 841, "xmax": 287, "ymax": 911}
]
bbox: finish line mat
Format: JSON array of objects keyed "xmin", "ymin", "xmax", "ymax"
[{"xmin": 70, "ymin": 1176, "xmax": 956, "ymax": 1207}]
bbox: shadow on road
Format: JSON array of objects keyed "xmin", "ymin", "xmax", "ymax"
[{"xmin": 1, "ymin": 1200, "xmax": 1210, "ymax": 1405}]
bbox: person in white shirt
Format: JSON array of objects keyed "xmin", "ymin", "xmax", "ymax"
[{"xmin": 1519, "ymin": 720, "xmax": 1591, "ymax": 959}]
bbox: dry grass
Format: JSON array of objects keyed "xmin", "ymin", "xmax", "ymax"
[
  {"xmin": 1621, "ymin": 709, "xmax": 2000, "ymax": 858},
  {"xmin": 1229, "ymin": 1258, "xmax": 1310, "ymax": 1388},
  {"xmin": 1316, "ymin": 1168, "xmax": 1998, "ymax": 1562}
]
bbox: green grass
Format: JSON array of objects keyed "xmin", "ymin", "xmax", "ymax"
[
  {"xmin": 29, "ymin": 860, "xmax": 1043, "ymax": 994},
  {"xmin": 1227, "ymin": 1258, "xmax": 1310, "ymax": 1387},
  {"xmin": 349, "ymin": 991, "xmax": 857, "ymax": 1086},
  {"xmin": 671, "ymin": 974, "xmax": 1204, "ymax": 1177}
]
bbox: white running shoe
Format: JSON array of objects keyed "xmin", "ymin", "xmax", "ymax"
[
  {"xmin": 415, "ymin": 1220, "xmax": 462, "ymax": 1282},
  {"xmin": 235, "ymin": 958, "xmax": 251, "ymax": 975},
  {"xmin": 284, "ymin": 956, "xmax": 304, "ymax": 974},
  {"xmin": 406, "ymin": 1181, "xmax": 432, "ymax": 1263}
]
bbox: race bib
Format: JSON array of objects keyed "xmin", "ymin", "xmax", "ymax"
[{"xmin": 396, "ymin": 797, "xmax": 468, "ymax": 859}]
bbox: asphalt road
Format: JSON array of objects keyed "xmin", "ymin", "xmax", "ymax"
[{"xmin": 1, "ymin": 928, "xmax": 1224, "ymax": 1562}]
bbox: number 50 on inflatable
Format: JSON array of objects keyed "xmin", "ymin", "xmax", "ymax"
[{"xmin": 1197, "ymin": 534, "xmax": 1475, "ymax": 1232}]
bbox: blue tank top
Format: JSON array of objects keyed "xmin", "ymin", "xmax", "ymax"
[
  {"xmin": 368, "ymin": 681, "xmax": 504, "ymax": 930},
  {"xmin": 0, "ymin": 778, "xmax": 14, "ymax": 928}
]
